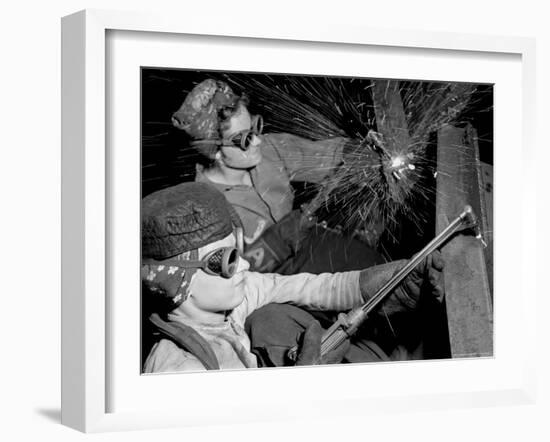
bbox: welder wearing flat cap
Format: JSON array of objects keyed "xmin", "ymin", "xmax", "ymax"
[
  {"xmin": 141, "ymin": 182, "xmax": 445, "ymax": 373},
  {"xmin": 171, "ymin": 79, "xmax": 384, "ymax": 277}
]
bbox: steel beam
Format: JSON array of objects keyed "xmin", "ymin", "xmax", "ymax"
[{"xmin": 436, "ymin": 124, "xmax": 493, "ymax": 358}]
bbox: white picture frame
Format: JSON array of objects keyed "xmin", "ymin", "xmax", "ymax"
[{"xmin": 61, "ymin": 9, "xmax": 537, "ymax": 433}]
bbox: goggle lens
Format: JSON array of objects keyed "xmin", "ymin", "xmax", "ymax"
[
  {"xmin": 203, "ymin": 247, "xmax": 239, "ymax": 278},
  {"xmin": 226, "ymin": 114, "xmax": 263, "ymax": 151},
  {"xmin": 242, "ymin": 131, "xmax": 256, "ymax": 150}
]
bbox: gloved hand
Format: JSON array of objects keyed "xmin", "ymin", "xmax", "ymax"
[
  {"xmin": 358, "ymin": 251, "xmax": 445, "ymax": 318},
  {"xmin": 342, "ymin": 131, "xmax": 384, "ymax": 167},
  {"xmin": 403, "ymin": 250, "xmax": 445, "ymax": 304},
  {"xmin": 244, "ymin": 209, "xmax": 314, "ymax": 272},
  {"xmin": 295, "ymin": 321, "xmax": 350, "ymax": 366},
  {"xmin": 365, "ymin": 129, "xmax": 384, "ymax": 149}
]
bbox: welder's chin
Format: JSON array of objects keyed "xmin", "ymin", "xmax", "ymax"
[{"xmin": 220, "ymin": 144, "xmax": 262, "ymax": 169}]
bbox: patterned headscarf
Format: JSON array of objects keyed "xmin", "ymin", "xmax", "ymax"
[
  {"xmin": 141, "ymin": 250, "xmax": 198, "ymax": 310},
  {"xmin": 171, "ymin": 79, "xmax": 241, "ymax": 158}
]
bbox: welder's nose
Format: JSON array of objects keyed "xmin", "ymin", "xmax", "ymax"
[
  {"xmin": 249, "ymin": 134, "xmax": 262, "ymax": 147},
  {"xmin": 171, "ymin": 114, "xmax": 184, "ymax": 129},
  {"xmin": 237, "ymin": 256, "xmax": 250, "ymax": 272}
]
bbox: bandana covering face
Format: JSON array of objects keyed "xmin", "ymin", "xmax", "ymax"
[
  {"xmin": 142, "ymin": 250, "xmax": 199, "ymax": 310},
  {"xmin": 172, "ymin": 79, "xmax": 240, "ymax": 148}
]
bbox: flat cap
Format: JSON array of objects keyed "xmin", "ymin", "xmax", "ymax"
[{"xmin": 142, "ymin": 182, "xmax": 234, "ymax": 260}]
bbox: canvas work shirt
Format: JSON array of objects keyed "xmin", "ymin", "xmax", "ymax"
[
  {"xmin": 195, "ymin": 133, "xmax": 347, "ymax": 245},
  {"xmin": 143, "ymin": 269, "xmax": 361, "ymax": 373}
]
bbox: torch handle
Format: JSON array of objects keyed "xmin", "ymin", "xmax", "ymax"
[
  {"xmin": 289, "ymin": 205, "xmax": 477, "ymax": 362},
  {"xmin": 320, "ymin": 205, "xmax": 476, "ymax": 357},
  {"xmin": 359, "ymin": 205, "xmax": 473, "ymax": 316}
]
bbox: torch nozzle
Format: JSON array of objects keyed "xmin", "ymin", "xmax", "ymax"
[{"xmin": 460, "ymin": 205, "xmax": 487, "ymax": 248}]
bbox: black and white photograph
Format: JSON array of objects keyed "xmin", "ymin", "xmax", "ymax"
[{"xmin": 140, "ymin": 69, "xmax": 494, "ymax": 373}]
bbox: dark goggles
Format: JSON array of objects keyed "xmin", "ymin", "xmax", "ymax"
[
  {"xmin": 173, "ymin": 246, "xmax": 240, "ymax": 279},
  {"xmin": 222, "ymin": 114, "xmax": 263, "ymax": 151},
  {"xmin": 191, "ymin": 115, "xmax": 263, "ymax": 152}
]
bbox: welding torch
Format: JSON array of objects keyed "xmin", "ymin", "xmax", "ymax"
[{"xmin": 288, "ymin": 204, "xmax": 485, "ymax": 362}]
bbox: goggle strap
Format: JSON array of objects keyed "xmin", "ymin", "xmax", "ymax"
[
  {"xmin": 143, "ymin": 248, "xmax": 237, "ymax": 278},
  {"xmin": 251, "ymin": 114, "xmax": 263, "ymax": 134},
  {"xmin": 190, "ymin": 139, "xmax": 223, "ymax": 146},
  {"xmin": 142, "ymin": 249, "xmax": 199, "ymax": 268}
]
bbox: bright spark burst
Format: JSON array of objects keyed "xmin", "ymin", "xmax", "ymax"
[
  {"xmin": 142, "ymin": 70, "xmax": 491, "ymax": 245},
  {"xmin": 219, "ymin": 74, "xmax": 486, "ymax": 243}
]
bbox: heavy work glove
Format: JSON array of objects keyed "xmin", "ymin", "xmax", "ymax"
[
  {"xmin": 246, "ymin": 304, "xmax": 349, "ymax": 367},
  {"xmin": 244, "ymin": 210, "xmax": 316, "ymax": 272},
  {"xmin": 295, "ymin": 321, "xmax": 350, "ymax": 366},
  {"xmin": 404, "ymin": 250, "xmax": 445, "ymax": 304},
  {"xmin": 359, "ymin": 251, "xmax": 445, "ymax": 316}
]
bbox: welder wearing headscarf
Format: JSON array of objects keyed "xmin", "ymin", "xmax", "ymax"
[
  {"xmin": 141, "ymin": 182, "xmax": 445, "ymax": 372},
  {"xmin": 171, "ymin": 79, "xmax": 384, "ymax": 276}
]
